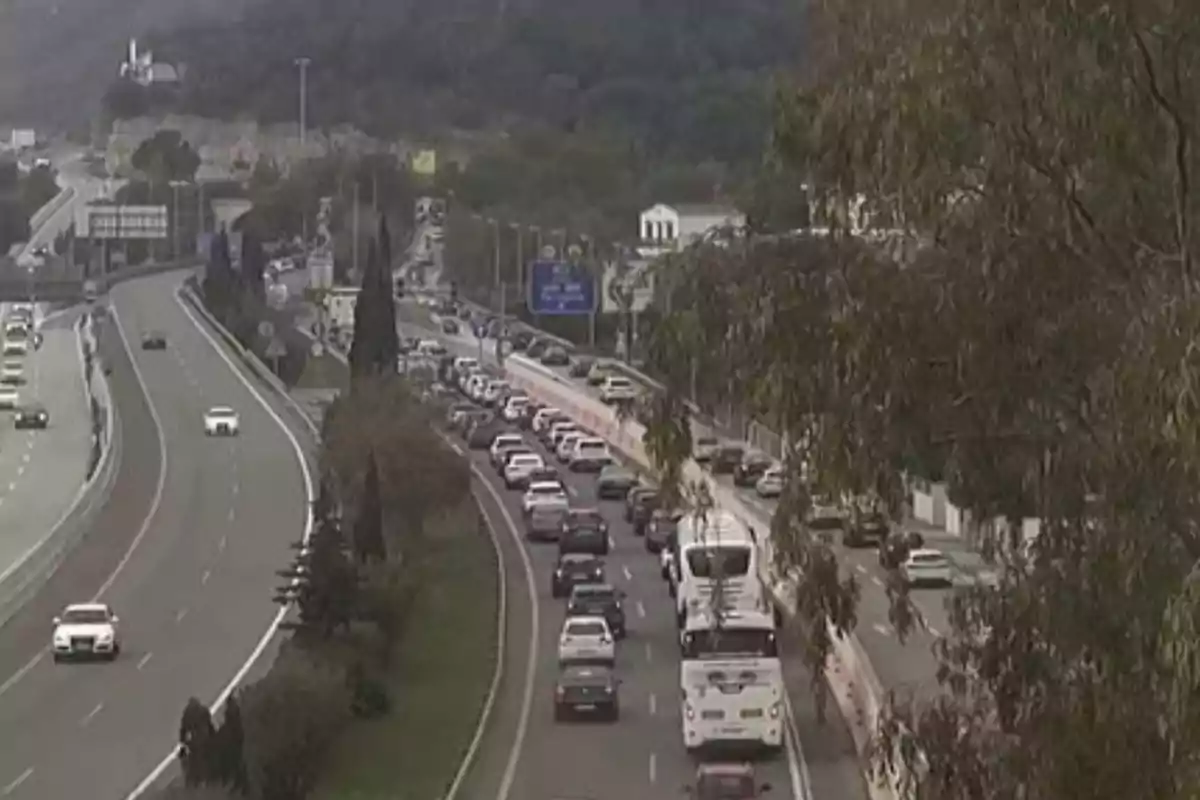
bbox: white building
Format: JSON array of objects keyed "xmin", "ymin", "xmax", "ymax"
[
  {"xmin": 637, "ymin": 203, "xmax": 746, "ymax": 257},
  {"xmin": 119, "ymin": 39, "xmax": 179, "ymax": 87}
]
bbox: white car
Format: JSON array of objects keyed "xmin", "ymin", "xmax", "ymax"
[
  {"xmin": 548, "ymin": 422, "xmax": 580, "ymax": 448},
  {"xmin": 502, "ymin": 396, "xmax": 530, "ymax": 422},
  {"xmin": 2, "ymin": 338, "xmax": 27, "ymax": 357},
  {"xmin": 755, "ymin": 466, "xmax": 784, "ymax": 498},
  {"xmin": 693, "ymin": 435, "xmax": 720, "ymax": 462},
  {"xmin": 489, "ymin": 433, "xmax": 525, "ymax": 466},
  {"xmin": 556, "ymin": 432, "xmax": 584, "ymax": 462},
  {"xmin": 0, "ymin": 387, "xmax": 19, "ymax": 409},
  {"xmin": 204, "ymin": 406, "xmax": 241, "ymax": 436},
  {"xmin": 522, "ymin": 480, "xmax": 568, "ymax": 515},
  {"xmin": 568, "ymin": 437, "xmax": 612, "ymax": 472},
  {"xmin": 504, "ymin": 453, "xmax": 545, "ymax": 488},
  {"xmin": 557, "ymin": 615, "xmax": 615, "ymax": 665},
  {"xmin": 531, "ymin": 408, "xmax": 563, "ymax": 434},
  {"xmin": 52, "ymin": 603, "xmax": 121, "ymax": 662},
  {"xmin": 0, "ymin": 360, "xmax": 23, "ymax": 385},
  {"xmin": 599, "ymin": 376, "xmax": 637, "ymax": 404},
  {"xmin": 901, "ymin": 548, "xmax": 953, "ymax": 587},
  {"xmin": 482, "ymin": 380, "xmax": 510, "ymax": 406}
]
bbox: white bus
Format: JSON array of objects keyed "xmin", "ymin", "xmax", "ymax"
[
  {"xmin": 680, "ymin": 608, "xmax": 784, "ymax": 754},
  {"xmin": 673, "ymin": 510, "xmax": 765, "ymax": 627}
]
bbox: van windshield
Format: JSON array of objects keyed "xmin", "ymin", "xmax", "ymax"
[{"xmin": 685, "ymin": 545, "xmax": 752, "ymax": 578}]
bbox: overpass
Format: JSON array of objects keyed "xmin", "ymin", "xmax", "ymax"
[{"xmin": 0, "ymin": 256, "xmax": 202, "ymax": 303}]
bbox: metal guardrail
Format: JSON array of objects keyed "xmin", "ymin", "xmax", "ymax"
[{"xmin": 0, "ymin": 313, "xmax": 121, "ymax": 628}]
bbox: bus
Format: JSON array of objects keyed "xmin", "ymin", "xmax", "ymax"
[
  {"xmin": 673, "ymin": 510, "xmax": 765, "ymax": 628},
  {"xmin": 680, "ymin": 608, "xmax": 784, "ymax": 754}
]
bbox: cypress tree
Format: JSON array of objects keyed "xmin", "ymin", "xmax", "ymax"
[
  {"xmin": 348, "ymin": 240, "xmax": 385, "ymax": 379},
  {"xmin": 377, "ymin": 214, "xmax": 399, "ymax": 366},
  {"xmin": 216, "ymin": 694, "xmax": 248, "ymax": 793},
  {"xmin": 240, "ymin": 229, "xmax": 266, "ymax": 301},
  {"xmin": 352, "ymin": 452, "xmax": 387, "ymax": 564}
]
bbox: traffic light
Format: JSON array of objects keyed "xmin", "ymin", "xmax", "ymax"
[{"xmin": 394, "ymin": 276, "xmax": 405, "ymax": 299}]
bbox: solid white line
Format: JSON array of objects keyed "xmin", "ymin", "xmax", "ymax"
[
  {"xmin": 0, "ymin": 304, "xmax": 168, "ymax": 701},
  {"xmin": 873, "ymin": 623, "xmax": 891, "ymax": 637},
  {"xmin": 1, "ymin": 767, "xmax": 32, "ymax": 795},
  {"xmin": 80, "ymin": 702, "xmax": 103, "ymax": 726},
  {"xmin": 136, "ymin": 652, "xmax": 153, "ymax": 670},
  {"xmin": 123, "ymin": 285, "xmax": 317, "ymax": 799}
]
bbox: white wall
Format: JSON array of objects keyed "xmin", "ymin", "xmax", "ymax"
[{"xmin": 640, "ymin": 205, "xmax": 679, "ymax": 243}]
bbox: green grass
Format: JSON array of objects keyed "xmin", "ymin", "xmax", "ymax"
[{"xmin": 312, "ymin": 505, "xmax": 499, "ymax": 800}]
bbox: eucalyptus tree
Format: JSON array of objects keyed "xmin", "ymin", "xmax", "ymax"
[{"xmin": 640, "ymin": 0, "xmax": 1200, "ymax": 795}]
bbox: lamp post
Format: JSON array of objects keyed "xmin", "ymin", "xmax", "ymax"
[
  {"xmin": 294, "ymin": 57, "xmax": 311, "ymax": 251},
  {"xmin": 169, "ymin": 180, "xmax": 189, "ymax": 259}
]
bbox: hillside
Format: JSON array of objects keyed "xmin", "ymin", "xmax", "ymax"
[{"xmin": 147, "ymin": 0, "xmax": 805, "ymax": 165}]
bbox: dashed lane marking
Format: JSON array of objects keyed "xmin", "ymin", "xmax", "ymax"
[
  {"xmin": 80, "ymin": 702, "xmax": 103, "ymax": 727},
  {"xmin": 872, "ymin": 623, "xmax": 892, "ymax": 637},
  {"xmin": 136, "ymin": 653, "xmax": 153, "ymax": 671},
  {"xmin": 175, "ymin": 609, "xmax": 188, "ymax": 624},
  {"xmin": 201, "ymin": 570, "xmax": 211, "ymax": 586},
  {"xmin": 2, "ymin": 767, "xmax": 33, "ymax": 795}
]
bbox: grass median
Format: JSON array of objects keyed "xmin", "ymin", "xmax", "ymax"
[{"xmin": 312, "ymin": 503, "xmax": 500, "ymax": 800}]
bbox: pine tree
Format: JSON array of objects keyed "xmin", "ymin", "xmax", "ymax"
[
  {"xmin": 348, "ymin": 241, "xmax": 386, "ymax": 380},
  {"xmin": 215, "ymin": 694, "xmax": 248, "ymax": 793},
  {"xmin": 179, "ymin": 697, "xmax": 217, "ymax": 787},
  {"xmin": 240, "ymin": 230, "xmax": 266, "ymax": 302},
  {"xmin": 376, "ymin": 214, "xmax": 399, "ymax": 366},
  {"xmin": 352, "ymin": 452, "xmax": 387, "ymax": 564}
]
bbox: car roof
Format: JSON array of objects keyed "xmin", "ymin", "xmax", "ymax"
[
  {"xmin": 564, "ymin": 614, "xmax": 608, "ymax": 626},
  {"xmin": 571, "ymin": 582, "xmax": 615, "ymax": 595},
  {"xmin": 64, "ymin": 602, "xmax": 109, "ymax": 613},
  {"xmin": 568, "ymin": 507, "xmax": 602, "ymax": 516},
  {"xmin": 909, "ymin": 548, "xmax": 946, "ymax": 559},
  {"xmin": 208, "ymin": 406, "xmax": 236, "ymax": 414},
  {"xmin": 559, "ymin": 553, "xmax": 601, "ymax": 564}
]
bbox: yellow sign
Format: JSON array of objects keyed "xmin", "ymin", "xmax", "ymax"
[{"xmin": 411, "ymin": 149, "xmax": 437, "ymax": 176}]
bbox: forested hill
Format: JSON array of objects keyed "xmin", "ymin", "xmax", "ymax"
[{"xmin": 148, "ymin": 0, "xmax": 805, "ymax": 164}]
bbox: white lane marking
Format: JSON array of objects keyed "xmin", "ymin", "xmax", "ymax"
[
  {"xmin": 622, "ymin": 565, "xmax": 633, "ymax": 582},
  {"xmin": 854, "ymin": 564, "xmax": 868, "ymax": 574},
  {"xmin": 136, "ymin": 652, "xmax": 153, "ymax": 670},
  {"xmin": 644, "ymin": 642, "xmax": 653, "ymax": 663},
  {"xmin": 927, "ymin": 626, "xmax": 942, "ymax": 638},
  {"xmin": 232, "ymin": 481, "xmax": 240, "ymax": 496},
  {"xmin": 648, "ymin": 752, "xmax": 657, "ymax": 784},
  {"xmin": 227, "ymin": 507, "xmax": 235, "ymax": 522},
  {"xmin": 20, "ymin": 453, "xmax": 29, "ymax": 463},
  {"xmin": 648, "ymin": 693, "xmax": 657, "ymax": 715},
  {"xmin": 448, "ymin": 441, "xmax": 464, "ymax": 455},
  {"xmin": 2, "ymin": 768, "xmax": 33, "ymax": 795},
  {"xmin": 175, "ymin": 608, "xmax": 188, "ymax": 623},
  {"xmin": 16, "ymin": 466, "xmax": 23, "ymax": 477},
  {"xmin": 871, "ymin": 576, "xmax": 884, "ymax": 588},
  {"xmin": 566, "ymin": 485, "xmax": 578, "ymax": 497},
  {"xmin": 6, "ymin": 482, "xmax": 13, "ymax": 491},
  {"xmin": 636, "ymin": 600, "xmax": 646, "ymax": 619},
  {"xmin": 81, "ymin": 702, "xmax": 104, "ymax": 726},
  {"xmin": 0, "ymin": 304, "xmax": 171, "ymax": 701},
  {"xmin": 201, "ymin": 570, "xmax": 211, "ymax": 586},
  {"xmin": 219, "ymin": 536, "xmax": 227, "ymax": 552},
  {"xmin": 872, "ymin": 623, "xmax": 891, "ymax": 637},
  {"xmin": 126, "ymin": 286, "xmax": 318, "ymax": 800}
]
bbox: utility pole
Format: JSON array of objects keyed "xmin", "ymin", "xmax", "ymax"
[
  {"xmin": 352, "ymin": 181, "xmax": 360, "ymax": 275},
  {"xmin": 295, "ymin": 57, "xmax": 311, "ymax": 250},
  {"xmin": 513, "ymin": 223, "xmax": 524, "ymax": 302},
  {"xmin": 583, "ymin": 235, "xmax": 597, "ymax": 349}
]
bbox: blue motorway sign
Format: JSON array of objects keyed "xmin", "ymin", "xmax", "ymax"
[{"xmin": 527, "ymin": 260, "xmax": 596, "ymax": 315}]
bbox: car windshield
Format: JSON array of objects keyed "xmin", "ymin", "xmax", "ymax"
[
  {"xmin": 697, "ymin": 436, "xmax": 719, "ymax": 447},
  {"xmin": 61, "ymin": 608, "xmax": 108, "ymax": 624},
  {"xmin": 574, "ymin": 586, "xmax": 615, "ymax": 603},
  {"xmin": 568, "ymin": 509, "xmax": 604, "ymax": 526},
  {"xmin": 530, "ymin": 483, "xmax": 563, "ymax": 495},
  {"xmin": 808, "ymin": 515, "xmax": 844, "ymax": 531},
  {"xmin": 208, "ymin": 407, "xmax": 235, "ymax": 417},
  {"xmin": 566, "ymin": 621, "xmax": 607, "ymax": 637},
  {"xmin": 912, "ymin": 553, "xmax": 948, "ymax": 565},
  {"xmin": 602, "ymin": 467, "xmax": 632, "ymax": 480}
]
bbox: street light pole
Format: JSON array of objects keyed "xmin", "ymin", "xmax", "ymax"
[{"xmin": 294, "ymin": 57, "xmax": 311, "ymax": 146}]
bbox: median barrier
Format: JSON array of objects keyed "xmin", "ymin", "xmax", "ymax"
[
  {"xmin": 0, "ymin": 310, "xmax": 122, "ymax": 629},
  {"xmin": 29, "ymin": 187, "xmax": 76, "ymax": 233},
  {"xmin": 498, "ymin": 355, "xmax": 902, "ymax": 798}
]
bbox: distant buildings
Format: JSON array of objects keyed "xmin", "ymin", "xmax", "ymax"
[
  {"xmin": 118, "ymin": 39, "xmax": 179, "ymax": 87},
  {"xmin": 637, "ymin": 203, "xmax": 746, "ymax": 258}
]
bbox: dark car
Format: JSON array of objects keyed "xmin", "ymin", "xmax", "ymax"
[
  {"xmin": 567, "ymin": 583, "xmax": 626, "ymax": 638},
  {"xmin": 14, "ymin": 404, "xmax": 48, "ymax": 430},
  {"xmin": 645, "ymin": 509, "xmax": 680, "ymax": 554},
  {"xmin": 568, "ymin": 357, "xmax": 593, "ymax": 378},
  {"xmin": 466, "ymin": 423, "xmax": 502, "ymax": 450},
  {"xmin": 559, "ymin": 523, "xmax": 610, "ymax": 556},
  {"xmin": 553, "ymin": 664, "xmax": 620, "ymax": 722},
  {"xmin": 687, "ymin": 763, "xmax": 771, "ymax": 800},
  {"xmin": 445, "ymin": 403, "xmax": 477, "ymax": 430},
  {"xmin": 140, "ymin": 331, "xmax": 167, "ymax": 350},
  {"xmin": 441, "ymin": 318, "xmax": 460, "ymax": 335},
  {"xmin": 564, "ymin": 507, "xmax": 608, "ymax": 537},
  {"xmin": 541, "ymin": 346, "xmax": 570, "ymax": 367},
  {"xmin": 628, "ymin": 489, "xmax": 660, "ymax": 536},
  {"xmin": 527, "ymin": 465, "xmax": 561, "ymax": 486},
  {"xmin": 879, "ymin": 529, "xmax": 926, "ymax": 569},
  {"xmin": 459, "ymin": 410, "xmax": 493, "ymax": 439},
  {"xmin": 511, "ymin": 330, "xmax": 533, "ymax": 351},
  {"xmin": 624, "ymin": 486, "xmax": 658, "ymax": 524},
  {"xmin": 526, "ymin": 338, "xmax": 549, "ymax": 358},
  {"xmin": 711, "ymin": 444, "xmax": 746, "ymax": 475},
  {"xmin": 398, "ymin": 336, "xmax": 420, "ymax": 354},
  {"xmin": 551, "ymin": 553, "xmax": 606, "ymax": 597},
  {"xmin": 844, "ymin": 511, "xmax": 890, "ymax": 548},
  {"xmin": 733, "ymin": 452, "xmax": 774, "ymax": 487},
  {"xmin": 596, "ymin": 465, "xmax": 638, "ymax": 500}
]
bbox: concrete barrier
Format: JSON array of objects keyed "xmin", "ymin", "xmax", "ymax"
[
  {"xmin": 0, "ymin": 312, "xmax": 121, "ymax": 628},
  {"xmin": 29, "ymin": 187, "xmax": 76, "ymax": 232}
]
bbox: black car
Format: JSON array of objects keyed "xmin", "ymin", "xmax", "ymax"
[
  {"xmin": 629, "ymin": 489, "xmax": 660, "ymax": 536},
  {"xmin": 568, "ymin": 357, "xmax": 593, "ymax": 378},
  {"xmin": 441, "ymin": 318, "xmax": 460, "ymax": 335},
  {"xmin": 645, "ymin": 509, "xmax": 680, "ymax": 554},
  {"xmin": 553, "ymin": 664, "xmax": 620, "ymax": 722},
  {"xmin": 564, "ymin": 507, "xmax": 608, "ymax": 537},
  {"xmin": 466, "ymin": 423, "xmax": 502, "ymax": 450},
  {"xmin": 624, "ymin": 485, "xmax": 658, "ymax": 523},
  {"xmin": 14, "ymin": 404, "xmax": 48, "ymax": 429},
  {"xmin": 711, "ymin": 444, "xmax": 746, "ymax": 475},
  {"xmin": 141, "ymin": 331, "xmax": 167, "ymax": 350},
  {"xmin": 559, "ymin": 523, "xmax": 610, "ymax": 556},
  {"xmin": 733, "ymin": 452, "xmax": 774, "ymax": 487},
  {"xmin": 551, "ymin": 553, "xmax": 606, "ymax": 597},
  {"xmin": 511, "ymin": 330, "xmax": 533, "ymax": 351},
  {"xmin": 526, "ymin": 338, "xmax": 549, "ymax": 358},
  {"xmin": 541, "ymin": 346, "xmax": 570, "ymax": 367},
  {"xmin": 459, "ymin": 410, "xmax": 493, "ymax": 438},
  {"xmin": 567, "ymin": 583, "xmax": 626, "ymax": 638},
  {"xmin": 596, "ymin": 465, "xmax": 638, "ymax": 500},
  {"xmin": 844, "ymin": 511, "xmax": 890, "ymax": 548},
  {"xmin": 879, "ymin": 530, "xmax": 925, "ymax": 569}
]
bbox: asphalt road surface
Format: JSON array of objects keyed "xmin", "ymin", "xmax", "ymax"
[
  {"xmin": 0, "ymin": 313, "xmax": 92, "ymax": 592},
  {"xmin": 0, "ymin": 270, "xmax": 309, "ymax": 799}
]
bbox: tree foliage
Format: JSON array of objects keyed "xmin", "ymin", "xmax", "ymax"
[
  {"xmin": 347, "ymin": 240, "xmax": 399, "ymax": 381},
  {"xmin": 130, "ymin": 129, "xmax": 200, "ymax": 185},
  {"xmin": 640, "ymin": 0, "xmax": 1200, "ymax": 797},
  {"xmin": 351, "ymin": 453, "xmax": 387, "ymax": 564}
]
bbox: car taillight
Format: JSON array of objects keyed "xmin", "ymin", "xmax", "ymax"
[{"xmin": 684, "ymin": 703, "xmax": 695, "ymax": 720}]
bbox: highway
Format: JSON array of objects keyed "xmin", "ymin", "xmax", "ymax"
[
  {"xmin": 0, "ymin": 269, "xmax": 310, "ymax": 799},
  {"xmin": 0, "ymin": 312, "xmax": 94, "ymax": 610}
]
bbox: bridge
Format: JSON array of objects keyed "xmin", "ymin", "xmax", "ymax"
[{"xmin": 0, "ymin": 257, "xmax": 201, "ymax": 303}]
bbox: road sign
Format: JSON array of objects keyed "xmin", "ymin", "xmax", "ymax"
[
  {"xmin": 265, "ymin": 337, "xmax": 287, "ymax": 359},
  {"xmin": 601, "ymin": 258, "xmax": 655, "ymax": 314},
  {"xmin": 257, "ymin": 320, "xmax": 275, "ymax": 339},
  {"xmin": 76, "ymin": 204, "xmax": 168, "ymax": 240},
  {"xmin": 528, "ymin": 260, "xmax": 596, "ymax": 316}
]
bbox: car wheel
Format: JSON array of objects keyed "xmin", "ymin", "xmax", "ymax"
[{"xmin": 52, "ymin": 654, "xmax": 62, "ymax": 664}]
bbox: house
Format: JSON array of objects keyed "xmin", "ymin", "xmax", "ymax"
[{"xmin": 637, "ymin": 203, "xmax": 746, "ymax": 256}]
